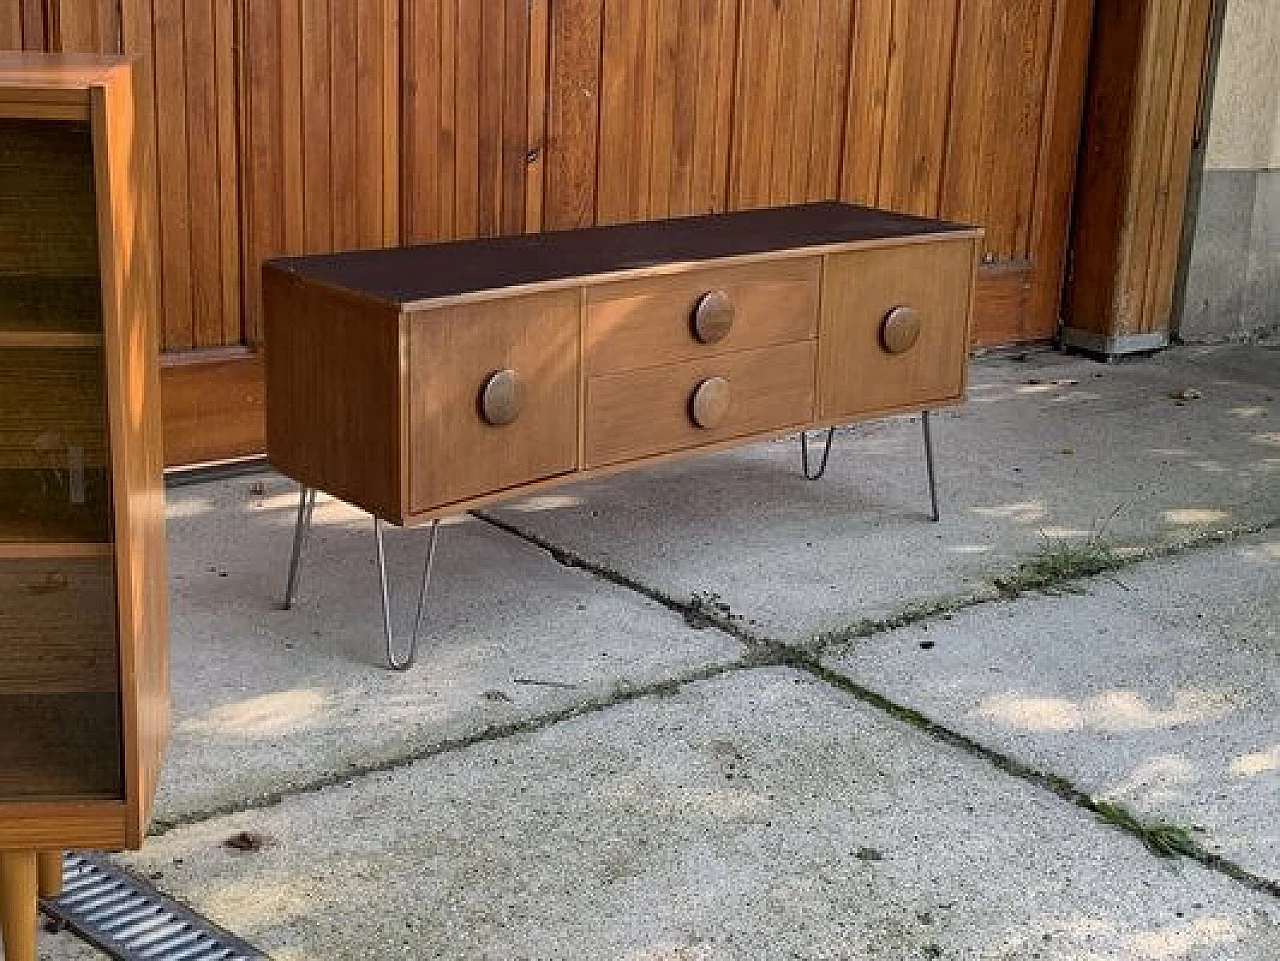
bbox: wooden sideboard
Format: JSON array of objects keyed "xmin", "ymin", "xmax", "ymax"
[
  {"xmin": 265, "ymin": 203, "xmax": 979, "ymax": 670},
  {"xmin": 265, "ymin": 203, "xmax": 980, "ymax": 525},
  {"xmin": 0, "ymin": 54, "xmax": 169, "ymax": 961}
]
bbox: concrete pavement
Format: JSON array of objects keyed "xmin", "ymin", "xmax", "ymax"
[{"xmin": 32, "ymin": 343, "xmax": 1279, "ymax": 960}]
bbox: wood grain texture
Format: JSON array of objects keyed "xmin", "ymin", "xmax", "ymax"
[
  {"xmin": 0, "ymin": 693, "xmax": 123, "ymax": 800},
  {"xmin": 820, "ymin": 238, "xmax": 976, "ymax": 419},
  {"xmin": 408, "ymin": 289, "xmax": 579, "ymax": 512},
  {"xmin": 240, "ymin": 0, "xmax": 399, "ymax": 344},
  {"xmin": 0, "ymin": 558, "xmax": 118, "ymax": 693},
  {"xmin": 586, "ymin": 257, "xmax": 819, "ymax": 374},
  {"xmin": 585, "ymin": 339, "xmax": 816, "ymax": 469},
  {"xmin": 160, "ymin": 347, "xmax": 264, "ymax": 467},
  {"xmin": 0, "ymin": 850, "xmax": 37, "ymax": 960},
  {"xmin": 89, "ymin": 63, "xmax": 169, "ymax": 847},
  {"xmin": 544, "ymin": 0, "xmax": 601, "ymax": 229},
  {"xmin": 1065, "ymin": 0, "xmax": 1212, "ymax": 340},
  {"xmin": 0, "ymin": 801, "xmax": 126, "ymax": 851},
  {"xmin": 263, "ymin": 268, "xmax": 403, "ymax": 521}
]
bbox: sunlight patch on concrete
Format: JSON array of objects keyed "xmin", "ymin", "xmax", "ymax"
[
  {"xmin": 1162, "ymin": 508, "xmax": 1231, "ymax": 525},
  {"xmin": 976, "ymin": 689, "xmax": 1236, "ymax": 734},
  {"xmin": 184, "ymin": 688, "xmax": 330, "ymax": 738},
  {"xmin": 1230, "ymin": 744, "xmax": 1280, "ymax": 777},
  {"xmin": 1125, "ymin": 916, "xmax": 1248, "ymax": 959}
]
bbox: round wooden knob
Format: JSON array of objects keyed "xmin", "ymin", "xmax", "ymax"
[
  {"xmin": 480, "ymin": 369, "xmax": 523, "ymax": 426},
  {"xmin": 881, "ymin": 306, "xmax": 922, "ymax": 354},
  {"xmin": 692, "ymin": 289, "xmax": 734, "ymax": 344},
  {"xmin": 690, "ymin": 376, "xmax": 731, "ymax": 429}
]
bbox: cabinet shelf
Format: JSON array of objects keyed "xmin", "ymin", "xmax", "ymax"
[{"xmin": 0, "ymin": 331, "xmax": 103, "ymax": 348}]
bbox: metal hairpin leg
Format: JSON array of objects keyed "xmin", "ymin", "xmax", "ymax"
[
  {"xmin": 283, "ymin": 485, "xmax": 317, "ymax": 610},
  {"xmin": 374, "ymin": 515, "xmax": 441, "ymax": 672},
  {"xmin": 799, "ymin": 427, "xmax": 838, "ymax": 481},
  {"xmin": 922, "ymin": 410, "xmax": 940, "ymax": 522}
]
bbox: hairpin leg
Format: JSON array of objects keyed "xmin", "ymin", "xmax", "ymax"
[
  {"xmin": 374, "ymin": 516, "xmax": 441, "ymax": 671},
  {"xmin": 922, "ymin": 411, "xmax": 940, "ymax": 522},
  {"xmin": 800, "ymin": 427, "xmax": 837, "ymax": 481},
  {"xmin": 283, "ymin": 485, "xmax": 317, "ymax": 610}
]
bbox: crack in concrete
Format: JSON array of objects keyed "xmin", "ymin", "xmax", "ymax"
[
  {"xmin": 147, "ymin": 509, "xmax": 1280, "ymax": 904},
  {"xmin": 473, "ymin": 509, "xmax": 1280, "ymax": 900}
]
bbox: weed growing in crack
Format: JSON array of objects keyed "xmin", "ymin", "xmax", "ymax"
[{"xmin": 1092, "ymin": 800, "xmax": 1199, "ymax": 859}]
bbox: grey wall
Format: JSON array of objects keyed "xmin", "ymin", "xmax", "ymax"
[{"xmin": 1178, "ymin": 0, "xmax": 1280, "ymax": 343}]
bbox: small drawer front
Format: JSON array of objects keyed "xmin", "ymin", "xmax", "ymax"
[
  {"xmin": 586, "ymin": 257, "xmax": 820, "ymax": 374},
  {"xmin": 0, "ymin": 557, "xmax": 118, "ymax": 693},
  {"xmin": 585, "ymin": 341, "xmax": 816, "ymax": 468},
  {"xmin": 819, "ymin": 239, "xmax": 975, "ymax": 418},
  {"xmin": 408, "ymin": 289, "xmax": 580, "ymax": 512}
]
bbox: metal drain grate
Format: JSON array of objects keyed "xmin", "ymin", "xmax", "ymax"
[{"xmin": 40, "ymin": 852, "xmax": 269, "ymax": 961}]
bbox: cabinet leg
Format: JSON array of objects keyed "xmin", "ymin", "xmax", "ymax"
[
  {"xmin": 37, "ymin": 851, "xmax": 63, "ymax": 899},
  {"xmin": 921, "ymin": 410, "xmax": 940, "ymax": 522},
  {"xmin": 0, "ymin": 851, "xmax": 39, "ymax": 961}
]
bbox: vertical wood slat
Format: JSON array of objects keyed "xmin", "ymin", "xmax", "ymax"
[
  {"xmin": 729, "ymin": 0, "xmax": 850, "ymax": 210},
  {"xmin": 1064, "ymin": 0, "xmax": 1213, "ymax": 343},
  {"xmin": 878, "ymin": 0, "xmax": 961, "ymax": 216},
  {"xmin": 402, "ymin": 0, "xmax": 537, "ymax": 243},
  {"xmin": 240, "ymin": 0, "xmax": 398, "ymax": 342},
  {"xmin": 544, "ymin": 0, "xmax": 602, "ymax": 230}
]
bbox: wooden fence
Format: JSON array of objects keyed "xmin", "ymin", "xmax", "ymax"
[{"xmin": 2, "ymin": 0, "xmax": 1211, "ymax": 464}]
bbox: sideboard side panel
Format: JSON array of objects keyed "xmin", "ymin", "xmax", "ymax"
[{"xmin": 263, "ymin": 272, "xmax": 403, "ymax": 521}]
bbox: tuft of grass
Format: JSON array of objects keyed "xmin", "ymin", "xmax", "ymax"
[
  {"xmin": 993, "ymin": 533, "xmax": 1123, "ymax": 598},
  {"xmin": 1092, "ymin": 800, "xmax": 1199, "ymax": 859}
]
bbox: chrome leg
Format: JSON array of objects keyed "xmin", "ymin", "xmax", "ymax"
[
  {"xmin": 374, "ymin": 516, "xmax": 441, "ymax": 671},
  {"xmin": 922, "ymin": 411, "xmax": 940, "ymax": 522},
  {"xmin": 283, "ymin": 486, "xmax": 317, "ymax": 609},
  {"xmin": 799, "ymin": 426, "xmax": 837, "ymax": 481}
]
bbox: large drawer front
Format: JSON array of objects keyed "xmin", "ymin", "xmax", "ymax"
[
  {"xmin": 585, "ymin": 341, "xmax": 816, "ymax": 468},
  {"xmin": 819, "ymin": 239, "xmax": 975, "ymax": 418},
  {"xmin": 586, "ymin": 257, "xmax": 819, "ymax": 374},
  {"xmin": 408, "ymin": 290, "xmax": 580, "ymax": 512},
  {"xmin": 0, "ymin": 557, "xmax": 118, "ymax": 693}
]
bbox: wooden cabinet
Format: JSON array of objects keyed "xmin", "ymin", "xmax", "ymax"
[
  {"xmin": 0, "ymin": 55, "xmax": 168, "ymax": 961},
  {"xmin": 265, "ymin": 204, "xmax": 980, "ymax": 526}
]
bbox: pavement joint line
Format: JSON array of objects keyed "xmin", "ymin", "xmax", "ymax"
[
  {"xmin": 146, "ymin": 656, "xmax": 758, "ymax": 838},
  {"xmin": 139, "ymin": 512, "xmax": 1279, "ymax": 893},
  {"xmin": 474, "ymin": 509, "xmax": 1280, "ymax": 899}
]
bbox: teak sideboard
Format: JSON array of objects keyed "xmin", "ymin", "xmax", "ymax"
[
  {"xmin": 0, "ymin": 54, "xmax": 169, "ymax": 961},
  {"xmin": 265, "ymin": 203, "xmax": 981, "ymax": 668}
]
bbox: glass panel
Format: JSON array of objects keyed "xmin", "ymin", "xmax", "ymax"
[
  {"xmin": 0, "ymin": 117, "xmax": 102, "ymax": 334},
  {"xmin": 0, "ymin": 347, "xmax": 111, "ymax": 542},
  {"xmin": 0, "ymin": 693, "xmax": 123, "ymax": 800}
]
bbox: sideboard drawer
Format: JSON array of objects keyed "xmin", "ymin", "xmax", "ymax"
[
  {"xmin": 584, "ymin": 340, "xmax": 816, "ymax": 468},
  {"xmin": 586, "ymin": 257, "xmax": 819, "ymax": 374},
  {"xmin": 407, "ymin": 290, "xmax": 580, "ymax": 512},
  {"xmin": 819, "ymin": 239, "xmax": 976, "ymax": 419}
]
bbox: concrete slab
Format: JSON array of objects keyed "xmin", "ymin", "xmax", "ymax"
[
  {"xmin": 823, "ymin": 532, "xmax": 1280, "ymax": 884},
  {"xmin": 92, "ymin": 669, "xmax": 1280, "ymax": 960},
  {"xmin": 488, "ymin": 346, "xmax": 1280, "ymax": 645},
  {"xmin": 155, "ymin": 476, "xmax": 744, "ymax": 825}
]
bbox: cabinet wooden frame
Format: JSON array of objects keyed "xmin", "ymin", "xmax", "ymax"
[
  {"xmin": 265, "ymin": 204, "xmax": 981, "ymax": 530},
  {"xmin": 0, "ymin": 54, "xmax": 168, "ymax": 861}
]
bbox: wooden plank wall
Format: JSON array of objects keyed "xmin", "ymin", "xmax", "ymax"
[{"xmin": 3, "ymin": 0, "xmax": 1118, "ymax": 463}]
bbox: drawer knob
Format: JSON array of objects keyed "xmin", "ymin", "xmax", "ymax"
[
  {"xmin": 480, "ymin": 369, "xmax": 523, "ymax": 426},
  {"xmin": 690, "ymin": 376, "xmax": 731, "ymax": 429},
  {"xmin": 881, "ymin": 306, "xmax": 922, "ymax": 354},
  {"xmin": 692, "ymin": 289, "xmax": 734, "ymax": 344}
]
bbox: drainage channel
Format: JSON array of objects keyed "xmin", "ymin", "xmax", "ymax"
[{"xmin": 40, "ymin": 852, "xmax": 269, "ymax": 961}]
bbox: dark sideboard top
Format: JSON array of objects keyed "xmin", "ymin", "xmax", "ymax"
[{"xmin": 265, "ymin": 202, "xmax": 977, "ymax": 309}]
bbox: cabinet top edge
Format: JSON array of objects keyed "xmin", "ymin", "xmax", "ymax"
[{"xmin": 266, "ymin": 203, "xmax": 981, "ymax": 311}]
